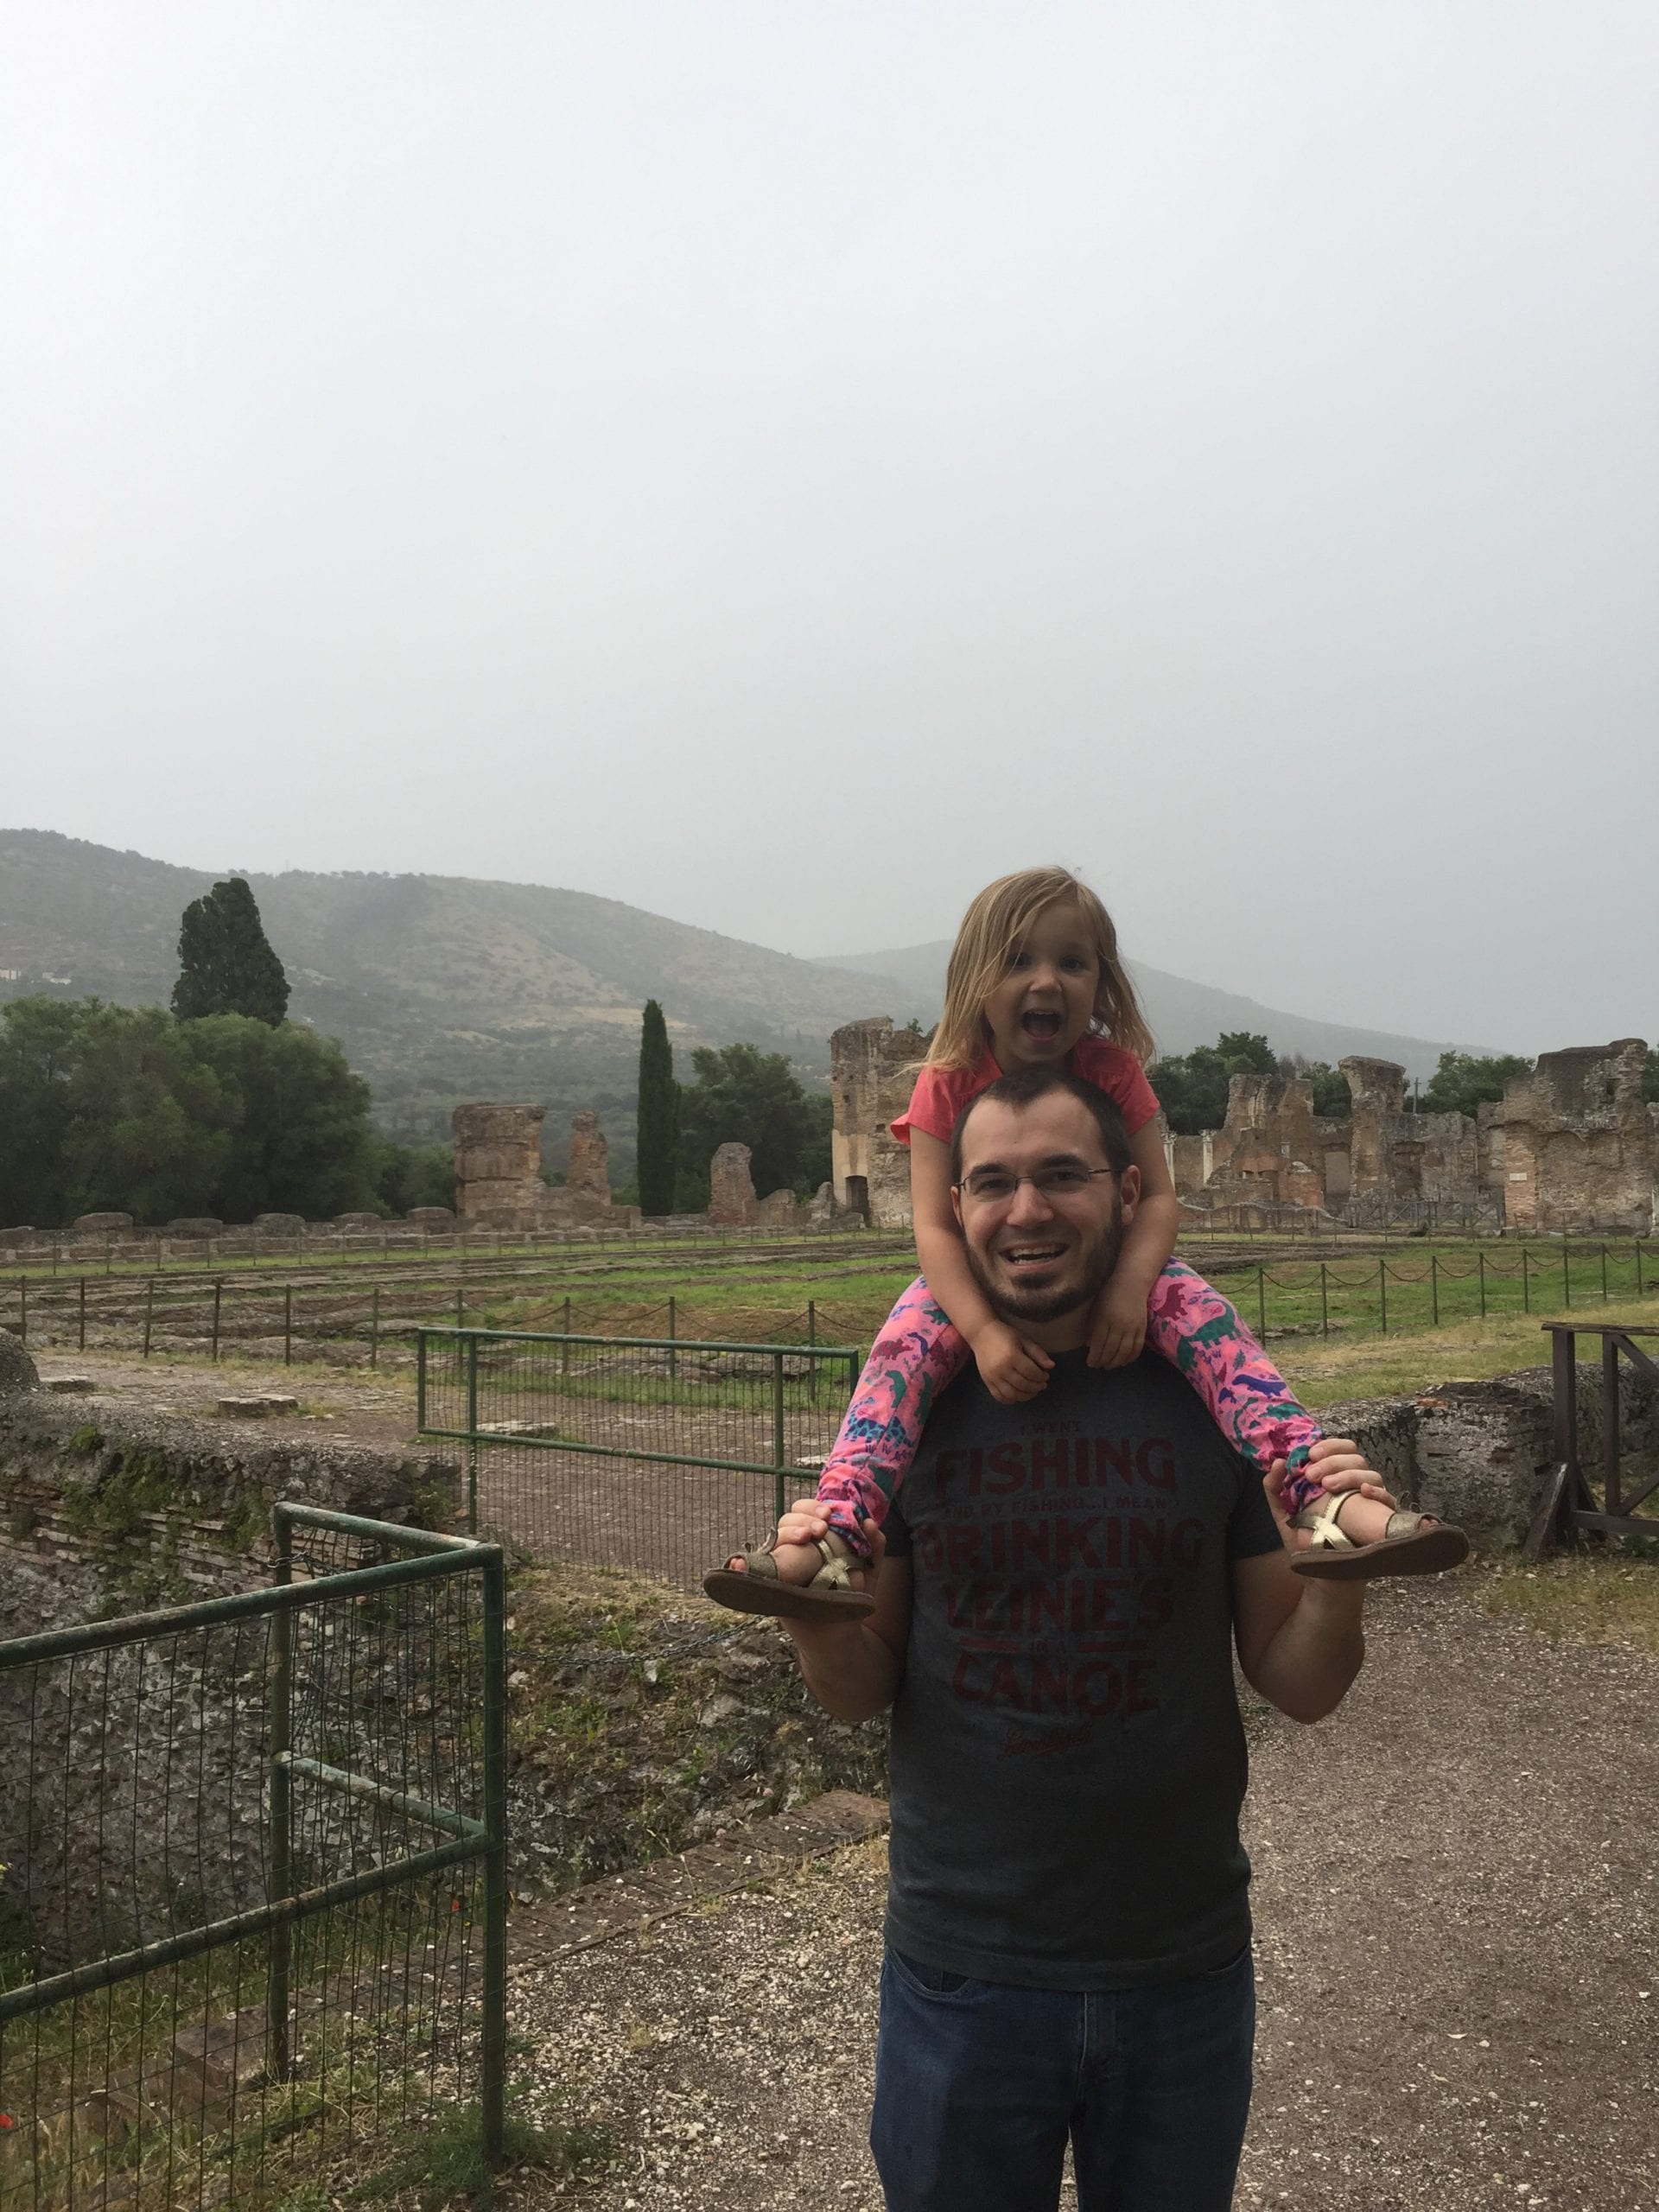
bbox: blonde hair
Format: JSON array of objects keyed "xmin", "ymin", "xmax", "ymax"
[{"xmin": 925, "ymin": 866, "xmax": 1156, "ymax": 1072}]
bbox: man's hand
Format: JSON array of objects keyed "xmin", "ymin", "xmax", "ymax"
[
  {"xmin": 1086, "ymin": 1278, "xmax": 1149, "ymax": 1369},
  {"xmin": 783, "ymin": 1522, "xmax": 909, "ymax": 1723},
  {"xmin": 784, "ymin": 1522, "xmax": 886, "ymax": 1650},
  {"xmin": 969, "ymin": 1319, "xmax": 1054, "ymax": 1403}
]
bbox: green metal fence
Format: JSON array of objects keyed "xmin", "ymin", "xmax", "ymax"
[
  {"xmin": 416, "ymin": 1326, "xmax": 862, "ymax": 1584},
  {"xmin": 0, "ymin": 1504, "xmax": 506, "ymax": 2208},
  {"xmin": 1205, "ymin": 1239, "xmax": 1656, "ymax": 1342}
]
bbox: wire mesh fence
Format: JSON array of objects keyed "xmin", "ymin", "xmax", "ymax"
[
  {"xmin": 1205, "ymin": 1240, "xmax": 1657, "ymax": 1342},
  {"xmin": 0, "ymin": 1265, "xmax": 905, "ymax": 1376},
  {"xmin": 0, "ymin": 1505, "xmax": 506, "ymax": 2209},
  {"xmin": 417, "ymin": 1328, "xmax": 863, "ymax": 1586}
]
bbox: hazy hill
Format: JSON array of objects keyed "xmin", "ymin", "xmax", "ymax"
[
  {"xmin": 817, "ymin": 941, "xmax": 1467, "ymax": 1081},
  {"xmin": 2, "ymin": 831, "xmax": 1469, "ymax": 1177},
  {"xmin": 0, "ymin": 830, "xmax": 912, "ymax": 1166}
]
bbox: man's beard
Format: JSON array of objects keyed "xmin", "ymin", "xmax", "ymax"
[{"xmin": 963, "ymin": 1197, "xmax": 1126, "ymax": 1325}]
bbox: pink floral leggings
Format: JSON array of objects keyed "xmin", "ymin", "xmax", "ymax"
[{"xmin": 816, "ymin": 1261, "xmax": 1325, "ymax": 1557}]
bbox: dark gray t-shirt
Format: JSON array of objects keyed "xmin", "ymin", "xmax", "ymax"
[{"xmin": 882, "ymin": 1347, "xmax": 1282, "ymax": 1990}]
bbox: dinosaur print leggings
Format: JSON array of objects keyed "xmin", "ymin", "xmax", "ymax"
[{"xmin": 814, "ymin": 1262, "xmax": 1326, "ymax": 1557}]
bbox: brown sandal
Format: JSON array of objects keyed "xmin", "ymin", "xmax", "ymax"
[
  {"xmin": 702, "ymin": 1530, "xmax": 874, "ymax": 1623},
  {"xmin": 1290, "ymin": 1492, "xmax": 1470, "ymax": 1581}
]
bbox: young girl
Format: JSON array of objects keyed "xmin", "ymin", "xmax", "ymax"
[{"xmin": 705, "ymin": 866, "xmax": 1466, "ymax": 1620}]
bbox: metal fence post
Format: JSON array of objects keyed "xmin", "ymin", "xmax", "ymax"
[
  {"xmin": 78, "ymin": 1275, "xmax": 86, "ymax": 1352},
  {"xmin": 1478, "ymin": 1250, "xmax": 1487, "ymax": 1319},
  {"xmin": 1562, "ymin": 1244, "xmax": 1571, "ymax": 1310},
  {"xmin": 1378, "ymin": 1259, "xmax": 1388, "ymax": 1335},
  {"xmin": 668, "ymin": 1295, "xmax": 677, "ymax": 1382},
  {"xmin": 284, "ymin": 1283, "xmax": 293, "ymax": 1366},
  {"xmin": 1430, "ymin": 1254, "xmax": 1439, "ymax": 1328},
  {"xmin": 466, "ymin": 1333, "xmax": 480, "ymax": 1536},
  {"xmin": 17, "ymin": 1275, "xmax": 24, "ymax": 1347},
  {"xmin": 1319, "ymin": 1262, "xmax": 1328, "ymax": 1338},
  {"xmin": 1522, "ymin": 1247, "xmax": 1531, "ymax": 1312},
  {"xmin": 1255, "ymin": 1266, "xmax": 1266, "ymax": 1341},
  {"xmin": 480, "ymin": 1542, "xmax": 509, "ymax": 2171},
  {"xmin": 772, "ymin": 1351, "xmax": 787, "ymax": 1526},
  {"xmin": 212, "ymin": 1279, "xmax": 222, "ymax": 1362},
  {"xmin": 268, "ymin": 1510, "xmax": 294, "ymax": 2081},
  {"xmin": 143, "ymin": 1278, "xmax": 156, "ymax": 1357},
  {"xmin": 1600, "ymin": 1245, "xmax": 1609, "ymax": 1302},
  {"xmin": 370, "ymin": 1285, "xmax": 380, "ymax": 1368},
  {"xmin": 416, "ymin": 1330, "xmax": 428, "ymax": 1431},
  {"xmin": 808, "ymin": 1300, "xmax": 818, "ymax": 1401}
]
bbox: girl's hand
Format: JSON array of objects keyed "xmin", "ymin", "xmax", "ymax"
[
  {"xmin": 1087, "ymin": 1280, "xmax": 1148, "ymax": 1370},
  {"xmin": 1305, "ymin": 1434, "xmax": 1396, "ymax": 1507},
  {"xmin": 970, "ymin": 1320, "xmax": 1053, "ymax": 1403}
]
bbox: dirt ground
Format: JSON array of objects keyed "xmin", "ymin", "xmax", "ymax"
[
  {"xmin": 38, "ymin": 1351, "xmax": 1659, "ymax": 2207},
  {"xmin": 505, "ymin": 1576, "xmax": 1659, "ymax": 2212}
]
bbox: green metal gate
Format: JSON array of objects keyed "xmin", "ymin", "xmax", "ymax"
[{"xmin": 0, "ymin": 1504, "xmax": 507, "ymax": 2207}]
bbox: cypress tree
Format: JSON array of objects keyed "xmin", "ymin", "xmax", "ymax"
[
  {"xmin": 171, "ymin": 877, "xmax": 290, "ymax": 1027},
  {"xmin": 636, "ymin": 999, "xmax": 680, "ymax": 1216}
]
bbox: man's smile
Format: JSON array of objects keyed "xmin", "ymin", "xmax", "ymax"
[{"xmin": 998, "ymin": 1237, "xmax": 1069, "ymax": 1276}]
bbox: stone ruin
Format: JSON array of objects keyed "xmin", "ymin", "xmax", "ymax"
[
  {"xmin": 1173, "ymin": 1040, "xmax": 1656, "ymax": 1231},
  {"xmin": 829, "ymin": 1020, "xmax": 1656, "ymax": 1234},
  {"xmin": 451, "ymin": 1102, "xmax": 639, "ymax": 1231},
  {"xmin": 830, "ymin": 1017, "xmax": 929, "ymax": 1227}
]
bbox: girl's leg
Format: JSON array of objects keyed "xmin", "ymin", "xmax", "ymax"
[
  {"xmin": 1142, "ymin": 1262, "xmax": 1325, "ymax": 1517},
  {"xmin": 815, "ymin": 1277, "xmax": 972, "ymax": 1556}
]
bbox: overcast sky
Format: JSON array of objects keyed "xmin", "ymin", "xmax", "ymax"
[{"xmin": 3, "ymin": 2, "xmax": 1655, "ymax": 1054}]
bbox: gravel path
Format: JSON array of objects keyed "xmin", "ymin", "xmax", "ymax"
[{"xmin": 508, "ymin": 1576, "xmax": 1659, "ymax": 2210}]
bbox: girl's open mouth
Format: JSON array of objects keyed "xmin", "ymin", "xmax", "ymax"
[{"xmin": 1020, "ymin": 1010, "xmax": 1063, "ymax": 1041}]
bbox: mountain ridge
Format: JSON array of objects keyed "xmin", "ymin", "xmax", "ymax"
[{"xmin": 3, "ymin": 830, "xmax": 1474, "ymax": 1168}]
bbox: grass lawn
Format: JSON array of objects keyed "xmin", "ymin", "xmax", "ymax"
[{"xmin": 1269, "ymin": 1296, "xmax": 1656, "ymax": 1408}]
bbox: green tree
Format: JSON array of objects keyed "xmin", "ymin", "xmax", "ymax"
[
  {"xmin": 635, "ymin": 1000, "xmax": 681, "ymax": 1217},
  {"xmin": 1421, "ymin": 1051, "xmax": 1534, "ymax": 1119},
  {"xmin": 0, "ymin": 999, "xmax": 233, "ymax": 1225},
  {"xmin": 171, "ymin": 877, "xmax": 290, "ymax": 1026},
  {"xmin": 0, "ymin": 997, "xmax": 84, "ymax": 1225},
  {"xmin": 1148, "ymin": 1032, "xmax": 1281, "ymax": 1135},
  {"xmin": 182, "ymin": 1016, "xmax": 378, "ymax": 1218},
  {"xmin": 371, "ymin": 1138, "xmax": 456, "ymax": 1215},
  {"xmin": 675, "ymin": 1043, "xmax": 831, "ymax": 1208},
  {"xmin": 1643, "ymin": 1047, "xmax": 1658, "ymax": 1103}
]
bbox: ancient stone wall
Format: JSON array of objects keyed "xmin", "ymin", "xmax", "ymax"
[
  {"xmin": 830, "ymin": 1017, "xmax": 928, "ymax": 1228},
  {"xmin": 708, "ymin": 1142, "xmax": 758, "ymax": 1226},
  {"xmin": 452, "ymin": 1100, "xmax": 549, "ymax": 1224},
  {"xmin": 564, "ymin": 1109, "xmax": 612, "ymax": 1205},
  {"xmin": 1496, "ymin": 1040, "xmax": 1654, "ymax": 1232},
  {"xmin": 452, "ymin": 1102, "xmax": 629, "ymax": 1230}
]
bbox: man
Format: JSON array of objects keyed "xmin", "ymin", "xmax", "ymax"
[{"xmin": 781, "ymin": 1064, "xmax": 1384, "ymax": 2212}]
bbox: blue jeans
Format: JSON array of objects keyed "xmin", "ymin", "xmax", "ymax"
[{"xmin": 869, "ymin": 1946, "xmax": 1255, "ymax": 2212}]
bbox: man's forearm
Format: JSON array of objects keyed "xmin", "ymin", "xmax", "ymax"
[
  {"xmin": 1249, "ymin": 1580, "xmax": 1365, "ymax": 1724},
  {"xmin": 786, "ymin": 1620, "xmax": 903, "ymax": 1722}
]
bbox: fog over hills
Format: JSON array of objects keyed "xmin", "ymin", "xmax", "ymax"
[
  {"xmin": 818, "ymin": 942, "xmax": 1469, "ymax": 1080},
  {"xmin": 1, "ymin": 831, "xmax": 1468, "ymax": 1168}
]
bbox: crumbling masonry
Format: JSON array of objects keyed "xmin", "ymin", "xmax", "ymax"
[{"xmin": 829, "ymin": 1027, "xmax": 1656, "ymax": 1233}]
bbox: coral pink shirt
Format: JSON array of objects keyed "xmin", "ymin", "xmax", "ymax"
[{"xmin": 891, "ymin": 1035, "xmax": 1160, "ymax": 1148}]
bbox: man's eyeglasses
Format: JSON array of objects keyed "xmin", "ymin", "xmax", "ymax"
[{"xmin": 953, "ymin": 1165, "xmax": 1118, "ymax": 1205}]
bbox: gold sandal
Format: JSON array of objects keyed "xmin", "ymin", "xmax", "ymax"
[
  {"xmin": 702, "ymin": 1529, "xmax": 875, "ymax": 1622},
  {"xmin": 1290, "ymin": 1491, "xmax": 1469, "ymax": 1581}
]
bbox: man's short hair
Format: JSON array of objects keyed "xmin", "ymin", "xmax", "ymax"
[{"xmin": 950, "ymin": 1065, "xmax": 1135, "ymax": 1183}]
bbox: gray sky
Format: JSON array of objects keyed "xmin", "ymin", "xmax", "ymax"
[{"xmin": 4, "ymin": 2, "xmax": 1655, "ymax": 1055}]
